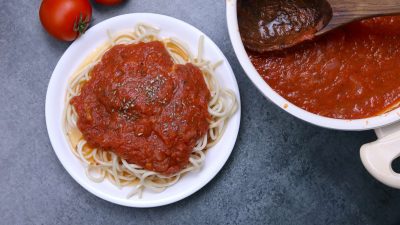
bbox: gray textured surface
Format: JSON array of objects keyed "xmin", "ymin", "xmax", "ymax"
[{"xmin": 1, "ymin": 0, "xmax": 400, "ymax": 224}]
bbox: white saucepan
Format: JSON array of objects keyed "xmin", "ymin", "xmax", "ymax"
[{"xmin": 226, "ymin": 0, "xmax": 400, "ymax": 188}]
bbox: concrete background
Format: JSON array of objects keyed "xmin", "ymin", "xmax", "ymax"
[{"xmin": 1, "ymin": 0, "xmax": 400, "ymax": 224}]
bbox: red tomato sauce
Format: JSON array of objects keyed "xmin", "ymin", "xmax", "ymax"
[
  {"xmin": 248, "ymin": 16, "xmax": 400, "ymax": 119},
  {"xmin": 71, "ymin": 41, "xmax": 211, "ymax": 175}
]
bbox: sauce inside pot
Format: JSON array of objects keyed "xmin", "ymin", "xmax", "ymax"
[{"xmin": 247, "ymin": 16, "xmax": 400, "ymax": 119}]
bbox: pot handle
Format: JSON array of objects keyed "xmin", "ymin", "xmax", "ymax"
[{"xmin": 360, "ymin": 122, "xmax": 400, "ymax": 188}]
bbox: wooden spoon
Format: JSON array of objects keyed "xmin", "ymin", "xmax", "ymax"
[
  {"xmin": 238, "ymin": 0, "xmax": 400, "ymax": 53},
  {"xmin": 316, "ymin": 0, "xmax": 400, "ymax": 35}
]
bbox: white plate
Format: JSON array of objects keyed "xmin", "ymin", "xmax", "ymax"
[{"xmin": 45, "ymin": 13, "xmax": 241, "ymax": 208}]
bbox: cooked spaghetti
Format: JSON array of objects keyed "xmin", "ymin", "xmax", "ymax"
[{"xmin": 64, "ymin": 24, "xmax": 237, "ymax": 198}]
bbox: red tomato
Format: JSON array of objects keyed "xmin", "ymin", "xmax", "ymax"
[
  {"xmin": 39, "ymin": 0, "xmax": 92, "ymax": 41},
  {"xmin": 95, "ymin": 0, "xmax": 123, "ymax": 6}
]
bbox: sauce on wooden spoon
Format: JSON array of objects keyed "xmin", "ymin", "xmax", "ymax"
[{"xmin": 238, "ymin": 0, "xmax": 332, "ymax": 52}]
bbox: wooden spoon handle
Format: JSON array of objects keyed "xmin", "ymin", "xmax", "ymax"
[{"xmin": 316, "ymin": 0, "xmax": 400, "ymax": 35}]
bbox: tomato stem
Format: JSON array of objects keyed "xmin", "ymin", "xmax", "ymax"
[{"xmin": 73, "ymin": 13, "xmax": 90, "ymax": 37}]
